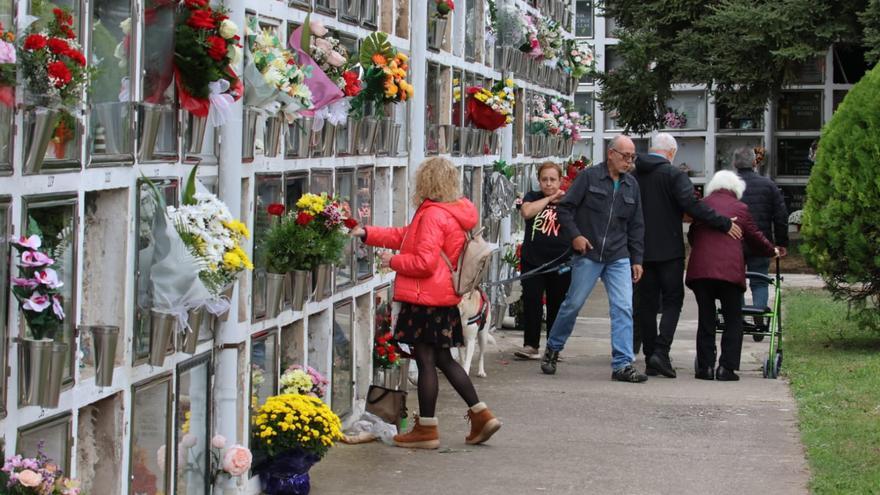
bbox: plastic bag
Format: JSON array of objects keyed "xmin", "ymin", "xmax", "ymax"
[{"xmin": 342, "ymin": 411, "xmax": 398, "ymax": 445}]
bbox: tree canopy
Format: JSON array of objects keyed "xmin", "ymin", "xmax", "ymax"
[{"xmin": 597, "ymin": 0, "xmax": 878, "ymax": 133}]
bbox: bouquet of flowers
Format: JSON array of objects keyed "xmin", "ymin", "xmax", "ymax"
[
  {"xmin": 0, "ymin": 451, "xmax": 81, "ymax": 494},
  {"xmin": 350, "ymin": 32, "xmax": 414, "ymax": 118},
  {"xmin": 560, "ymin": 156, "xmax": 590, "ymax": 191},
  {"xmin": 208, "ymin": 435, "xmax": 252, "ymax": 483},
  {"xmin": 244, "ymin": 17, "xmax": 313, "ymax": 116},
  {"xmin": 166, "ymin": 167, "xmax": 253, "ymax": 296},
  {"xmin": 536, "ymin": 17, "xmax": 563, "ymax": 62},
  {"xmin": 264, "ymin": 193, "xmax": 352, "ymax": 272},
  {"xmin": 280, "ymin": 364, "xmax": 329, "ymax": 398},
  {"xmin": 307, "ymin": 21, "xmax": 349, "ymax": 88},
  {"xmin": 560, "ymin": 40, "xmax": 596, "ymax": 80},
  {"xmin": 663, "ymin": 108, "xmax": 687, "ymax": 129},
  {"xmin": 0, "ymin": 22, "xmax": 15, "ymax": 107},
  {"xmin": 9, "ymin": 232, "xmax": 64, "ymax": 340},
  {"xmin": 434, "ymin": 0, "xmax": 455, "ymax": 18},
  {"xmin": 373, "ymin": 331, "xmax": 399, "ymax": 369},
  {"xmin": 174, "ymin": 0, "xmax": 243, "ymax": 125},
  {"xmin": 549, "ymin": 98, "xmax": 586, "ymax": 140},
  {"xmin": 252, "ymin": 394, "xmax": 343, "ymax": 458},
  {"xmin": 18, "ymin": 8, "xmax": 94, "ymax": 107},
  {"xmin": 466, "ymin": 78, "xmax": 516, "ymax": 130}
]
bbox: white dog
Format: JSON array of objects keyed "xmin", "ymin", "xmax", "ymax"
[{"xmin": 457, "ymin": 287, "xmax": 495, "ymax": 377}]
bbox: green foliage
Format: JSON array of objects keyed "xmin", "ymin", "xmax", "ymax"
[
  {"xmin": 862, "ymin": 0, "xmax": 880, "ymax": 64},
  {"xmin": 263, "ymin": 217, "xmax": 347, "ymax": 273},
  {"xmin": 358, "ymin": 32, "xmax": 394, "ymax": 68},
  {"xmin": 801, "ymin": 64, "xmax": 880, "ymax": 331}
]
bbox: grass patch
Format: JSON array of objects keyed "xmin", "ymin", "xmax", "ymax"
[{"xmin": 783, "ymin": 288, "xmax": 880, "ymax": 493}]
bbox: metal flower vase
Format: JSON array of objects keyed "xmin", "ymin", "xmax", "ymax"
[
  {"xmin": 337, "ymin": 118, "xmax": 361, "ymax": 155},
  {"xmin": 264, "ymin": 115, "xmax": 284, "ymax": 158},
  {"xmin": 427, "ymin": 16, "xmax": 448, "ymax": 51},
  {"xmin": 19, "ymin": 338, "xmax": 54, "ymax": 406},
  {"xmin": 287, "ymin": 117, "xmax": 314, "ymax": 158},
  {"xmin": 357, "ymin": 117, "xmax": 379, "ymax": 155},
  {"xmin": 149, "ymin": 309, "xmax": 176, "ymax": 367},
  {"xmin": 438, "ymin": 124, "xmax": 452, "ymax": 154},
  {"xmin": 290, "ymin": 270, "xmax": 310, "ymax": 311},
  {"xmin": 23, "ymin": 107, "xmax": 61, "ymax": 174},
  {"xmin": 265, "ymin": 272, "xmax": 286, "ymax": 318},
  {"xmin": 182, "ymin": 306, "xmax": 206, "ymax": 354},
  {"xmin": 42, "ymin": 341, "xmax": 69, "ymax": 408},
  {"xmin": 94, "ymin": 102, "xmax": 130, "ymax": 156},
  {"xmin": 243, "ymin": 107, "xmax": 259, "ymax": 160},
  {"xmin": 313, "ymin": 123, "xmax": 336, "ymax": 157},
  {"xmin": 185, "ymin": 111, "xmax": 208, "ymax": 156},
  {"xmin": 377, "ymin": 117, "xmax": 396, "ymax": 156},
  {"xmin": 312, "ymin": 264, "xmax": 331, "ymax": 302},
  {"xmin": 139, "ymin": 103, "xmax": 163, "ymax": 162},
  {"xmin": 86, "ymin": 325, "xmax": 119, "ymax": 387}
]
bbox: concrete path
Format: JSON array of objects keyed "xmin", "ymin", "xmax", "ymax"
[{"xmin": 311, "ymin": 276, "xmax": 819, "ymax": 495}]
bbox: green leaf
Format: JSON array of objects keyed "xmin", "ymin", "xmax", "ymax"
[
  {"xmin": 359, "ymin": 32, "xmax": 395, "ymax": 67},
  {"xmin": 183, "ymin": 164, "xmax": 199, "ymax": 206},
  {"xmin": 301, "ymin": 13, "xmax": 312, "ymax": 57}
]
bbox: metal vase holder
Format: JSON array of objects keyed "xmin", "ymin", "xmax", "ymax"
[
  {"xmin": 86, "ymin": 325, "xmax": 119, "ymax": 387},
  {"xmin": 182, "ymin": 307, "xmax": 206, "ymax": 354},
  {"xmin": 291, "ymin": 270, "xmax": 310, "ymax": 311},
  {"xmin": 286, "ymin": 117, "xmax": 314, "ymax": 158},
  {"xmin": 357, "ymin": 117, "xmax": 379, "ymax": 155},
  {"xmin": 42, "ymin": 341, "xmax": 69, "ymax": 408},
  {"xmin": 264, "ymin": 115, "xmax": 284, "ymax": 158},
  {"xmin": 139, "ymin": 103, "xmax": 163, "ymax": 162},
  {"xmin": 265, "ymin": 272, "xmax": 286, "ymax": 319},
  {"xmin": 337, "ymin": 118, "xmax": 361, "ymax": 155},
  {"xmin": 312, "ymin": 123, "xmax": 336, "ymax": 158},
  {"xmin": 427, "ymin": 16, "xmax": 448, "ymax": 51},
  {"xmin": 149, "ymin": 309, "xmax": 176, "ymax": 367},
  {"xmin": 19, "ymin": 338, "xmax": 54, "ymax": 407},
  {"xmin": 439, "ymin": 124, "xmax": 452, "ymax": 154},
  {"xmin": 312, "ymin": 264, "xmax": 331, "ymax": 302},
  {"xmin": 94, "ymin": 102, "xmax": 130, "ymax": 156},
  {"xmin": 185, "ymin": 111, "xmax": 208, "ymax": 157},
  {"xmin": 377, "ymin": 117, "xmax": 396, "ymax": 156},
  {"xmin": 23, "ymin": 107, "xmax": 60, "ymax": 174},
  {"xmin": 243, "ymin": 107, "xmax": 259, "ymax": 160}
]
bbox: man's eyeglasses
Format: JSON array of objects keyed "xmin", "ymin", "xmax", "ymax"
[{"xmin": 610, "ymin": 148, "xmax": 636, "ymax": 162}]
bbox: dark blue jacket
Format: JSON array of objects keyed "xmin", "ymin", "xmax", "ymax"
[
  {"xmin": 736, "ymin": 168, "xmax": 789, "ymax": 255},
  {"xmin": 557, "ymin": 163, "xmax": 645, "ymax": 265}
]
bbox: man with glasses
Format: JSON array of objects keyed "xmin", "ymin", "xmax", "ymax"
[{"xmin": 541, "ymin": 135, "xmax": 647, "ymax": 383}]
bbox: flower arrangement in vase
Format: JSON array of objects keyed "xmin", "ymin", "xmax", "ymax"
[
  {"xmin": 349, "ymin": 32, "xmax": 413, "ymax": 119},
  {"xmin": 307, "ymin": 20, "xmax": 349, "ymax": 89},
  {"xmin": 0, "ymin": 22, "xmax": 15, "ymax": 108},
  {"xmin": 466, "ymin": 79, "xmax": 516, "ymax": 130},
  {"xmin": 263, "ymin": 193, "xmax": 351, "ymax": 273},
  {"xmin": 0, "ymin": 451, "xmax": 81, "ymax": 494},
  {"xmin": 373, "ymin": 330, "xmax": 399, "ymax": 369},
  {"xmin": 174, "ymin": 0, "xmax": 243, "ymax": 126},
  {"xmin": 561, "ymin": 40, "xmax": 596, "ymax": 80},
  {"xmin": 560, "ymin": 156, "xmax": 590, "ymax": 191},
  {"xmin": 244, "ymin": 17, "xmax": 313, "ymax": 117},
  {"xmin": 549, "ymin": 98, "xmax": 586, "ymax": 140},
  {"xmin": 663, "ymin": 107, "xmax": 688, "ymax": 129},
  {"xmin": 434, "ymin": 0, "xmax": 454, "ymax": 18},
  {"xmin": 9, "ymin": 232, "xmax": 64, "ymax": 341},
  {"xmin": 280, "ymin": 364, "xmax": 329, "ymax": 398},
  {"xmin": 536, "ymin": 17, "xmax": 563, "ymax": 62}
]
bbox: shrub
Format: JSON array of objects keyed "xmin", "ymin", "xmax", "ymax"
[{"xmin": 801, "ymin": 64, "xmax": 880, "ymax": 331}]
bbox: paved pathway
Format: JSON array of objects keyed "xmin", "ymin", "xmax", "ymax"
[{"xmin": 311, "ymin": 275, "xmax": 820, "ymax": 494}]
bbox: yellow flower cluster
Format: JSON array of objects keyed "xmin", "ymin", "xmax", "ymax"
[
  {"xmin": 253, "ymin": 394, "xmax": 343, "ymax": 456},
  {"xmin": 223, "ymin": 245, "xmax": 254, "ymax": 271},
  {"xmin": 472, "ymin": 78, "xmax": 516, "ymax": 124},
  {"xmin": 374, "ymin": 53, "xmax": 414, "ymax": 101},
  {"xmin": 296, "ymin": 193, "xmax": 328, "ymax": 216}
]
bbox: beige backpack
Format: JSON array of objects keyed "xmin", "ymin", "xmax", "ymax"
[{"xmin": 440, "ymin": 227, "xmax": 498, "ymax": 296}]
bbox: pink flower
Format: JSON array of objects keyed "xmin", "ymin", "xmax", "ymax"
[
  {"xmin": 16, "ymin": 469, "xmax": 42, "ymax": 487},
  {"xmin": 20, "ymin": 250, "xmax": 54, "ymax": 267},
  {"xmin": 35, "ymin": 268, "xmax": 63, "ymax": 289},
  {"xmin": 326, "ymin": 51, "xmax": 346, "ymax": 67},
  {"xmin": 11, "ymin": 277, "xmax": 39, "ymax": 289},
  {"xmin": 309, "ymin": 19, "xmax": 328, "ymax": 37},
  {"xmin": 222, "ymin": 445, "xmax": 252, "ymax": 476},
  {"xmin": 211, "ymin": 435, "xmax": 227, "ymax": 449},
  {"xmin": 181, "ymin": 433, "xmax": 198, "ymax": 448},
  {"xmin": 22, "ymin": 294, "xmax": 50, "ymax": 312},
  {"xmin": 313, "ymin": 37, "xmax": 332, "ymax": 54},
  {"xmin": 0, "ymin": 40, "xmax": 15, "ymax": 64},
  {"xmin": 52, "ymin": 295, "xmax": 65, "ymax": 319},
  {"xmin": 11, "ymin": 234, "xmax": 41, "ymax": 250}
]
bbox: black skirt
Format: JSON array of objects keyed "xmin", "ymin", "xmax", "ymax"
[{"xmin": 394, "ymin": 302, "xmax": 464, "ymax": 348}]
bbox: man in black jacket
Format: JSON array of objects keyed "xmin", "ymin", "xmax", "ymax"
[
  {"xmin": 733, "ymin": 147, "xmax": 789, "ymax": 314},
  {"xmin": 632, "ymin": 133, "xmax": 742, "ymax": 378}
]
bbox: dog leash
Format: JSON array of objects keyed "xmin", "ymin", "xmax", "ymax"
[{"xmin": 480, "ymin": 249, "xmax": 575, "ymax": 288}]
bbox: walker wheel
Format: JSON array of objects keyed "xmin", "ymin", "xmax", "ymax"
[
  {"xmin": 762, "ymin": 358, "xmax": 770, "ymax": 379},
  {"xmin": 753, "ymin": 334, "xmax": 765, "ymax": 342},
  {"xmin": 774, "ymin": 352, "xmax": 783, "ymax": 377}
]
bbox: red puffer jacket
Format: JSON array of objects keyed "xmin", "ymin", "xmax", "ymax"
[{"xmin": 364, "ymin": 198, "xmax": 478, "ymax": 306}]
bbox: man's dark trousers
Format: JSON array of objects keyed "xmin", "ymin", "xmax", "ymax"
[{"xmin": 633, "ymin": 257, "xmax": 685, "ymax": 358}]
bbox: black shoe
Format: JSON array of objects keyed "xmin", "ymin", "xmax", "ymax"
[
  {"xmin": 694, "ymin": 367, "xmax": 714, "ymax": 380},
  {"xmin": 541, "ymin": 349, "xmax": 559, "ymax": 375},
  {"xmin": 716, "ymin": 366, "xmax": 740, "ymax": 381},
  {"xmin": 648, "ymin": 352, "xmax": 677, "ymax": 378},
  {"xmin": 612, "ymin": 365, "xmax": 648, "ymax": 383},
  {"xmin": 645, "ymin": 365, "xmax": 659, "ymax": 377}
]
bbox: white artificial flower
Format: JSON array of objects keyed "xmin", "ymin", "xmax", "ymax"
[{"xmin": 219, "ymin": 19, "xmax": 238, "ymax": 39}]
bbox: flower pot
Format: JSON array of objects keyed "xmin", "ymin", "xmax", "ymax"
[
  {"xmin": 185, "ymin": 111, "xmax": 208, "ymax": 156},
  {"xmin": 86, "ymin": 325, "xmax": 119, "ymax": 387},
  {"xmin": 19, "ymin": 338, "xmax": 54, "ymax": 407},
  {"xmin": 357, "ymin": 117, "xmax": 379, "ymax": 155},
  {"xmin": 381, "ymin": 366, "xmax": 401, "ymax": 388},
  {"xmin": 377, "ymin": 117, "xmax": 396, "ymax": 156},
  {"xmin": 266, "ymin": 272, "xmax": 286, "ymax": 319},
  {"xmin": 243, "ymin": 106, "xmax": 259, "ymax": 160},
  {"xmin": 258, "ymin": 449, "xmax": 320, "ymax": 495},
  {"xmin": 42, "ymin": 341, "xmax": 69, "ymax": 408},
  {"xmin": 337, "ymin": 118, "xmax": 360, "ymax": 156},
  {"xmin": 286, "ymin": 117, "xmax": 314, "ymax": 159},
  {"xmin": 291, "ymin": 270, "xmax": 310, "ymax": 312},
  {"xmin": 23, "ymin": 107, "xmax": 60, "ymax": 174},
  {"xmin": 427, "ymin": 16, "xmax": 448, "ymax": 51},
  {"xmin": 312, "ymin": 264, "xmax": 331, "ymax": 302},
  {"xmin": 264, "ymin": 115, "xmax": 284, "ymax": 158},
  {"xmin": 182, "ymin": 306, "xmax": 206, "ymax": 355},
  {"xmin": 138, "ymin": 103, "xmax": 164, "ymax": 162},
  {"xmin": 149, "ymin": 309, "xmax": 176, "ymax": 367}
]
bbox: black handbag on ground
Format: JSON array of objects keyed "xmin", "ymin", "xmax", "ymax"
[{"xmin": 365, "ymin": 385, "xmax": 407, "ymax": 425}]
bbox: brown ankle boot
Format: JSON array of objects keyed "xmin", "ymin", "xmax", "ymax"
[
  {"xmin": 393, "ymin": 416, "xmax": 440, "ymax": 449},
  {"xmin": 465, "ymin": 403, "xmax": 502, "ymax": 445}
]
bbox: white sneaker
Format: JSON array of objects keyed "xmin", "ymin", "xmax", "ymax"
[{"xmin": 514, "ymin": 346, "xmax": 541, "ymax": 360}]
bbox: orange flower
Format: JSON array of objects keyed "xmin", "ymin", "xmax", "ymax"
[{"xmin": 371, "ymin": 53, "xmax": 387, "ymax": 66}]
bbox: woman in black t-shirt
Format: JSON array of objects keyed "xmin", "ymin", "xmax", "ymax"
[{"xmin": 513, "ymin": 162, "xmax": 572, "ymax": 360}]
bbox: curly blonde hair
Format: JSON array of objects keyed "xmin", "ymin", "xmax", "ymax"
[{"xmin": 412, "ymin": 157, "xmax": 461, "ymax": 206}]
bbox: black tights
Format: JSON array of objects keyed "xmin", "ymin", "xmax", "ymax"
[{"xmin": 412, "ymin": 344, "xmax": 480, "ymax": 417}]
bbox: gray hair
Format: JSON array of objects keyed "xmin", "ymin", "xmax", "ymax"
[
  {"xmin": 609, "ymin": 134, "xmax": 632, "ymax": 150},
  {"xmin": 732, "ymin": 146, "xmax": 756, "ymax": 169},
  {"xmin": 705, "ymin": 170, "xmax": 746, "ymax": 199},
  {"xmin": 649, "ymin": 132, "xmax": 678, "ymax": 153}
]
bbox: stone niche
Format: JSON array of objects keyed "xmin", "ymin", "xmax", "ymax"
[
  {"xmin": 354, "ymin": 293, "xmax": 373, "ymax": 402},
  {"xmin": 307, "ymin": 310, "xmax": 331, "ymax": 383},
  {"xmin": 80, "ymin": 188, "xmax": 129, "ymax": 380},
  {"xmin": 77, "ymin": 393, "xmax": 124, "ymax": 493},
  {"xmin": 281, "ymin": 319, "xmax": 305, "ymax": 371}
]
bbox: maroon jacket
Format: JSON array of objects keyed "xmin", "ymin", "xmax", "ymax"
[{"xmin": 686, "ymin": 190, "xmax": 775, "ymax": 290}]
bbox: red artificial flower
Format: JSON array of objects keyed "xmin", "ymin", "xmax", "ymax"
[
  {"xmin": 343, "ymin": 218, "xmax": 359, "ymax": 229},
  {"xmin": 47, "ymin": 37, "xmax": 70, "ymax": 55},
  {"xmin": 267, "ymin": 203, "xmax": 285, "ymax": 216},
  {"xmin": 67, "ymin": 49, "xmax": 86, "ymax": 66},
  {"xmin": 184, "ymin": 0, "xmax": 209, "ymax": 9},
  {"xmin": 53, "ymin": 8, "xmax": 73, "ymax": 26},
  {"xmin": 186, "ymin": 9, "xmax": 216, "ymax": 30},
  {"xmin": 47, "ymin": 61, "xmax": 72, "ymax": 87},
  {"xmin": 61, "ymin": 25, "xmax": 76, "ymax": 40},
  {"xmin": 389, "ymin": 353, "xmax": 398, "ymax": 363},
  {"xmin": 295, "ymin": 211, "xmax": 314, "ymax": 226},
  {"xmin": 342, "ymin": 70, "xmax": 361, "ymax": 97},
  {"xmin": 376, "ymin": 346, "xmax": 386, "ymax": 356},
  {"xmin": 23, "ymin": 34, "xmax": 47, "ymax": 51},
  {"xmin": 206, "ymin": 35, "xmax": 227, "ymax": 61}
]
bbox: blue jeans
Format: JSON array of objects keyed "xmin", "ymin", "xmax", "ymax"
[
  {"xmin": 745, "ymin": 256, "xmax": 771, "ymax": 309},
  {"xmin": 546, "ymin": 256, "xmax": 635, "ymax": 371}
]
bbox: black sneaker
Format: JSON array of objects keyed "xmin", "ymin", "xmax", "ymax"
[
  {"xmin": 612, "ymin": 365, "xmax": 648, "ymax": 383},
  {"xmin": 541, "ymin": 349, "xmax": 559, "ymax": 375},
  {"xmin": 645, "ymin": 364, "xmax": 659, "ymax": 377},
  {"xmin": 716, "ymin": 365, "xmax": 740, "ymax": 381},
  {"xmin": 648, "ymin": 352, "xmax": 677, "ymax": 378},
  {"xmin": 694, "ymin": 367, "xmax": 714, "ymax": 380}
]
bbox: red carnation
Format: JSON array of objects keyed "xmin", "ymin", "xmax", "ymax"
[
  {"xmin": 267, "ymin": 203, "xmax": 285, "ymax": 216},
  {"xmin": 186, "ymin": 9, "xmax": 216, "ymax": 30},
  {"xmin": 295, "ymin": 211, "xmax": 314, "ymax": 226},
  {"xmin": 343, "ymin": 218, "xmax": 359, "ymax": 229},
  {"xmin": 53, "ymin": 8, "xmax": 73, "ymax": 26},
  {"xmin": 184, "ymin": 0, "xmax": 209, "ymax": 9},
  {"xmin": 389, "ymin": 353, "xmax": 398, "ymax": 363},
  {"xmin": 47, "ymin": 61, "xmax": 72, "ymax": 87},
  {"xmin": 206, "ymin": 35, "xmax": 227, "ymax": 61},
  {"xmin": 47, "ymin": 37, "xmax": 70, "ymax": 55},
  {"xmin": 376, "ymin": 346, "xmax": 386, "ymax": 356},
  {"xmin": 61, "ymin": 25, "xmax": 76, "ymax": 40},
  {"xmin": 342, "ymin": 70, "xmax": 361, "ymax": 97},
  {"xmin": 23, "ymin": 34, "xmax": 47, "ymax": 51},
  {"xmin": 67, "ymin": 49, "xmax": 86, "ymax": 66}
]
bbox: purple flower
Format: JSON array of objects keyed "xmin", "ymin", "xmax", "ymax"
[
  {"xmin": 10, "ymin": 234, "xmax": 41, "ymax": 250},
  {"xmin": 35, "ymin": 268, "xmax": 63, "ymax": 289},
  {"xmin": 21, "ymin": 251, "xmax": 54, "ymax": 267},
  {"xmin": 52, "ymin": 295, "xmax": 65, "ymax": 320},
  {"xmin": 23, "ymin": 294, "xmax": 51, "ymax": 313},
  {"xmin": 12, "ymin": 277, "xmax": 39, "ymax": 289}
]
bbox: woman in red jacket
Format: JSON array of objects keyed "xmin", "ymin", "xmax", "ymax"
[
  {"xmin": 686, "ymin": 170, "xmax": 778, "ymax": 381},
  {"xmin": 350, "ymin": 157, "xmax": 501, "ymax": 449}
]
